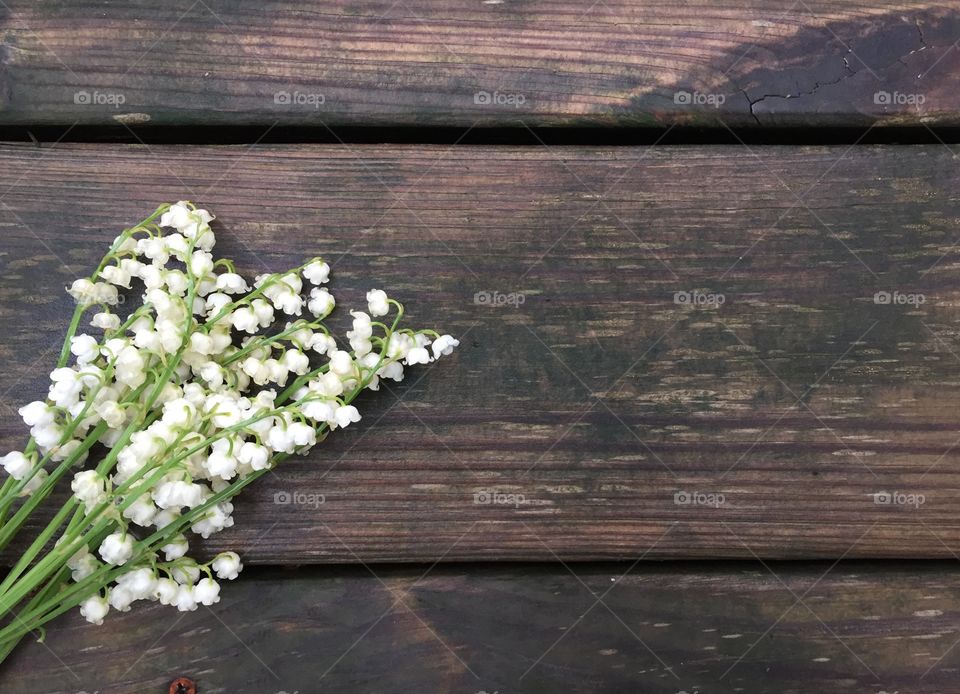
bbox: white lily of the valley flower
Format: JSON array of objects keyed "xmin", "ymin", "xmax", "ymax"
[
  {"xmin": 19, "ymin": 401, "xmax": 55, "ymax": 427},
  {"xmin": 98, "ymin": 532, "xmax": 134, "ymax": 565},
  {"xmin": 1, "ymin": 451, "xmax": 33, "ymax": 479},
  {"xmin": 71, "ymin": 470, "xmax": 105, "ymax": 511},
  {"xmin": 405, "ymin": 346, "xmax": 431, "ymax": 365},
  {"xmin": 307, "ymin": 287, "xmax": 335, "ymax": 317},
  {"xmin": 334, "ymin": 405, "xmax": 361, "ymax": 429},
  {"xmin": 212, "ymin": 551, "xmax": 243, "ymax": 580},
  {"xmin": 91, "ymin": 312, "xmax": 121, "ymax": 330},
  {"xmin": 366, "ymin": 289, "xmax": 390, "ymax": 317},
  {"xmin": 302, "ymin": 260, "xmax": 330, "ymax": 285},
  {"xmin": 216, "ymin": 272, "xmax": 249, "ymax": 294},
  {"xmin": 194, "ymin": 577, "xmax": 221, "ymax": 605},
  {"xmin": 79, "ymin": 595, "xmax": 110, "ymax": 625},
  {"xmin": 432, "ymin": 334, "xmax": 460, "ymax": 358}
]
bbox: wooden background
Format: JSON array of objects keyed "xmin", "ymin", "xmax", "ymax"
[
  {"xmin": 0, "ymin": 1, "xmax": 959, "ymax": 692},
  {"xmin": 8, "ymin": 562, "xmax": 960, "ymax": 693},
  {"xmin": 3, "ymin": 144, "xmax": 960, "ymax": 562},
  {"xmin": 0, "ymin": 1, "xmax": 959, "ymax": 127}
]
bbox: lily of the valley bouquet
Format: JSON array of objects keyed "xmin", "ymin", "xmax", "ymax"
[{"xmin": 0, "ymin": 202, "xmax": 457, "ymax": 661}]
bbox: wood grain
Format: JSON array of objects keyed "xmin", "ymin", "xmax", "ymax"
[
  {"xmin": 0, "ymin": 1, "xmax": 958, "ymax": 128},
  {"xmin": 3, "ymin": 562, "xmax": 960, "ymax": 693},
  {"xmin": 2, "ymin": 143, "xmax": 960, "ymax": 561}
]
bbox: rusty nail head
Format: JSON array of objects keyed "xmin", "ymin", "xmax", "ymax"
[{"xmin": 169, "ymin": 676, "xmax": 197, "ymax": 694}]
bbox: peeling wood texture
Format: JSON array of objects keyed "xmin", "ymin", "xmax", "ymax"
[
  {"xmin": 5, "ymin": 562, "xmax": 960, "ymax": 693},
  {"xmin": 1, "ymin": 143, "xmax": 960, "ymax": 561},
  {"xmin": 0, "ymin": 1, "xmax": 958, "ymax": 127}
]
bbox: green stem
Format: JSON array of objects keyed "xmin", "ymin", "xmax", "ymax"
[
  {"xmin": 0, "ymin": 499, "xmax": 78, "ymax": 599},
  {"xmin": 0, "ymin": 422, "xmax": 107, "ymax": 554}
]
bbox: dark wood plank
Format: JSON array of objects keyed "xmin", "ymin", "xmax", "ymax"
[
  {"xmin": 3, "ymin": 562, "xmax": 960, "ymax": 693},
  {"xmin": 2, "ymin": 143, "xmax": 960, "ymax": 561},
  {"xmin": 0, "ymin": 1, "xmax": 958, "ymax": 128}
]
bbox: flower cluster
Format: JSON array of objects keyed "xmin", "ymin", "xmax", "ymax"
[{"xmin": 0, "ymin": 202, "xmax": 457, "ymax": 638}]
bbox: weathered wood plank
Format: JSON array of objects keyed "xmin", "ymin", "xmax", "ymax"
[
  {"xmin": 2, "ymin": 143, "xmax": 960, "ymax": 561},
  {"xmin": 3, "ymin": 562, "xmax": 960, "ymax": 693},
  {"xmin": 0, "ymin": 1, "xmax": 957, "ymax": 128}
]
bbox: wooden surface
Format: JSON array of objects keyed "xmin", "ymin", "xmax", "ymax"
[
  {"xmin": 1, "ymin": 3, "xmax": 958, "ymax": 692},
  {"xmin": 0, "ymin": 1, "xmax": 959, "ymax": 128},
  {"xmin": 3, "ymin": 562, "xmax": 960, "ymax": 693},
  {"xmin": 2, "ymin": 143, "xmax": 960, "ymax": 561}
]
